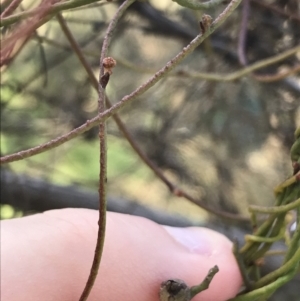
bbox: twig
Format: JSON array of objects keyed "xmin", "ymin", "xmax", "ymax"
[
  {"xmin": 1, "ymin": 0, "xmax": 247, "ymax": 222},
  {"xmin": 274, "ymin": 172, "xmax": 300, "ymax": 194},
  {"xmin": 240, "ymin": 213, "xmax": 279, "ymax": 254},
  {"xmin": 245, "ymin": 229, "xmax": 284, "ymax": 243},
  {"xmin": 0, "ymin": 0, "xmax": 243, "ymax": 165},
  {"xmin": 76, "ymin": 1, "xmax": 136, "ymax": 300},
  {"xmin": 1, "ymin": 0, "xmax": 248, "ymax": 222},
  {"xmin": 56, "ymin": 10, "xmax": 248, "ymax": 223},
  {"xmin": 237, "ymin": 0, "xmax": 250, "ymax": 66},
  {"xmin": 190, "ymin": 265, "xmax": 219, "ymax": 298}
]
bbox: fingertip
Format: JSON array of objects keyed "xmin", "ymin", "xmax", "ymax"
[{"xmin": 161, "ymin": 226, "xmax": 242, "ymax": 301}]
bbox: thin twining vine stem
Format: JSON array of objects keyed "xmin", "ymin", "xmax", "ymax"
[
  {"xmin": 0, "ymin": 0, "xmax": 243, "ymax": 166},
  {"xmin": 1, "ymin": 0, "xmax": 246, "ymax": 221},
  {"xmin": 76, "ymin": 1, "xmax": 136, "ymax": 301},
  {"xmin": 56, "ymin": 9, "xmax": 248, "ymax": 223},
  {"xmin": 1, "ymin": 0, "xmax": 247, "ymax": 221}
]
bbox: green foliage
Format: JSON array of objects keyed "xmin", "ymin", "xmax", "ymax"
[{"xmin": 229, "ymin": 127, "xmax": 300, "ymax": 301}]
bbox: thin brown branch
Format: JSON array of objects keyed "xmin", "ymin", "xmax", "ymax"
[
  {"xmin": 0, "ymin": 0, "xmax": 243, "ymax": 167},
  {"xmin": 1, "ymin": 0, "xmax": 248, "ymax": 223},
  {"xmin": 237, "ymin": 0, "xmax": 250, "ymax": 66},
  {"xmin": 76, "ymin": 1, "xmax": 136, "ymax": 300},
  {"xmin": 56, "ymin": 11, "xmax": 248, "ymax": 223}
]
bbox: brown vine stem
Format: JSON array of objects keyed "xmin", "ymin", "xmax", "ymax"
[
  {"xmin": 0, "ymin": 0, "xmax": 243, "ymax": 167},
  {"xmin": 77, "ymin": 1, "xmax": 136, "ymax": 300},
  {"xmin": 56, "ymin": 11, "xmax": 247, "ymax": 223}
]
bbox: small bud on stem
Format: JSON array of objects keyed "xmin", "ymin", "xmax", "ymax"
[{"xmin": 102, "ymin": 57, "xmax": 117, "ymax": 74}]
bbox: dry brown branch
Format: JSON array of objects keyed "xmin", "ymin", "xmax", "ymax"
[
  {"xmin": 0, "ymin": 0, "xmax": 243, "ymax": 164},
  {"xmin": 56, "ymin": 8, "xmax": 248, "ymax": 223}
]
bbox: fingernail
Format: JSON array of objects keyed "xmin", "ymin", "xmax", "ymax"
[{"xmin": 163, "ymin": 226, "xmax": 215, "ymax": 256}]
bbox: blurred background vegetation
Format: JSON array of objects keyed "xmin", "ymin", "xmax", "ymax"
[{"xmin": 1, "ymin": 0, "xmax": 299, "ymax": 223}]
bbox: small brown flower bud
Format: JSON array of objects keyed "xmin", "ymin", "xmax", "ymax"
[
  {"xmin": 199, "ymin": 14, "xmax": 213, "ymax": 34},
  {"xmin": 103, "ymin": 57, "xmax": 117, "ymax": 73},
  {"xmin": 202, "ymin": 14, "xmax": 213, "ymax": 28}
]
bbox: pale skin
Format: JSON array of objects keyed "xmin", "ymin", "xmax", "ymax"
[{"xmin": 1, "ymin": 208, "xmax": 242, "ymax": 301}]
